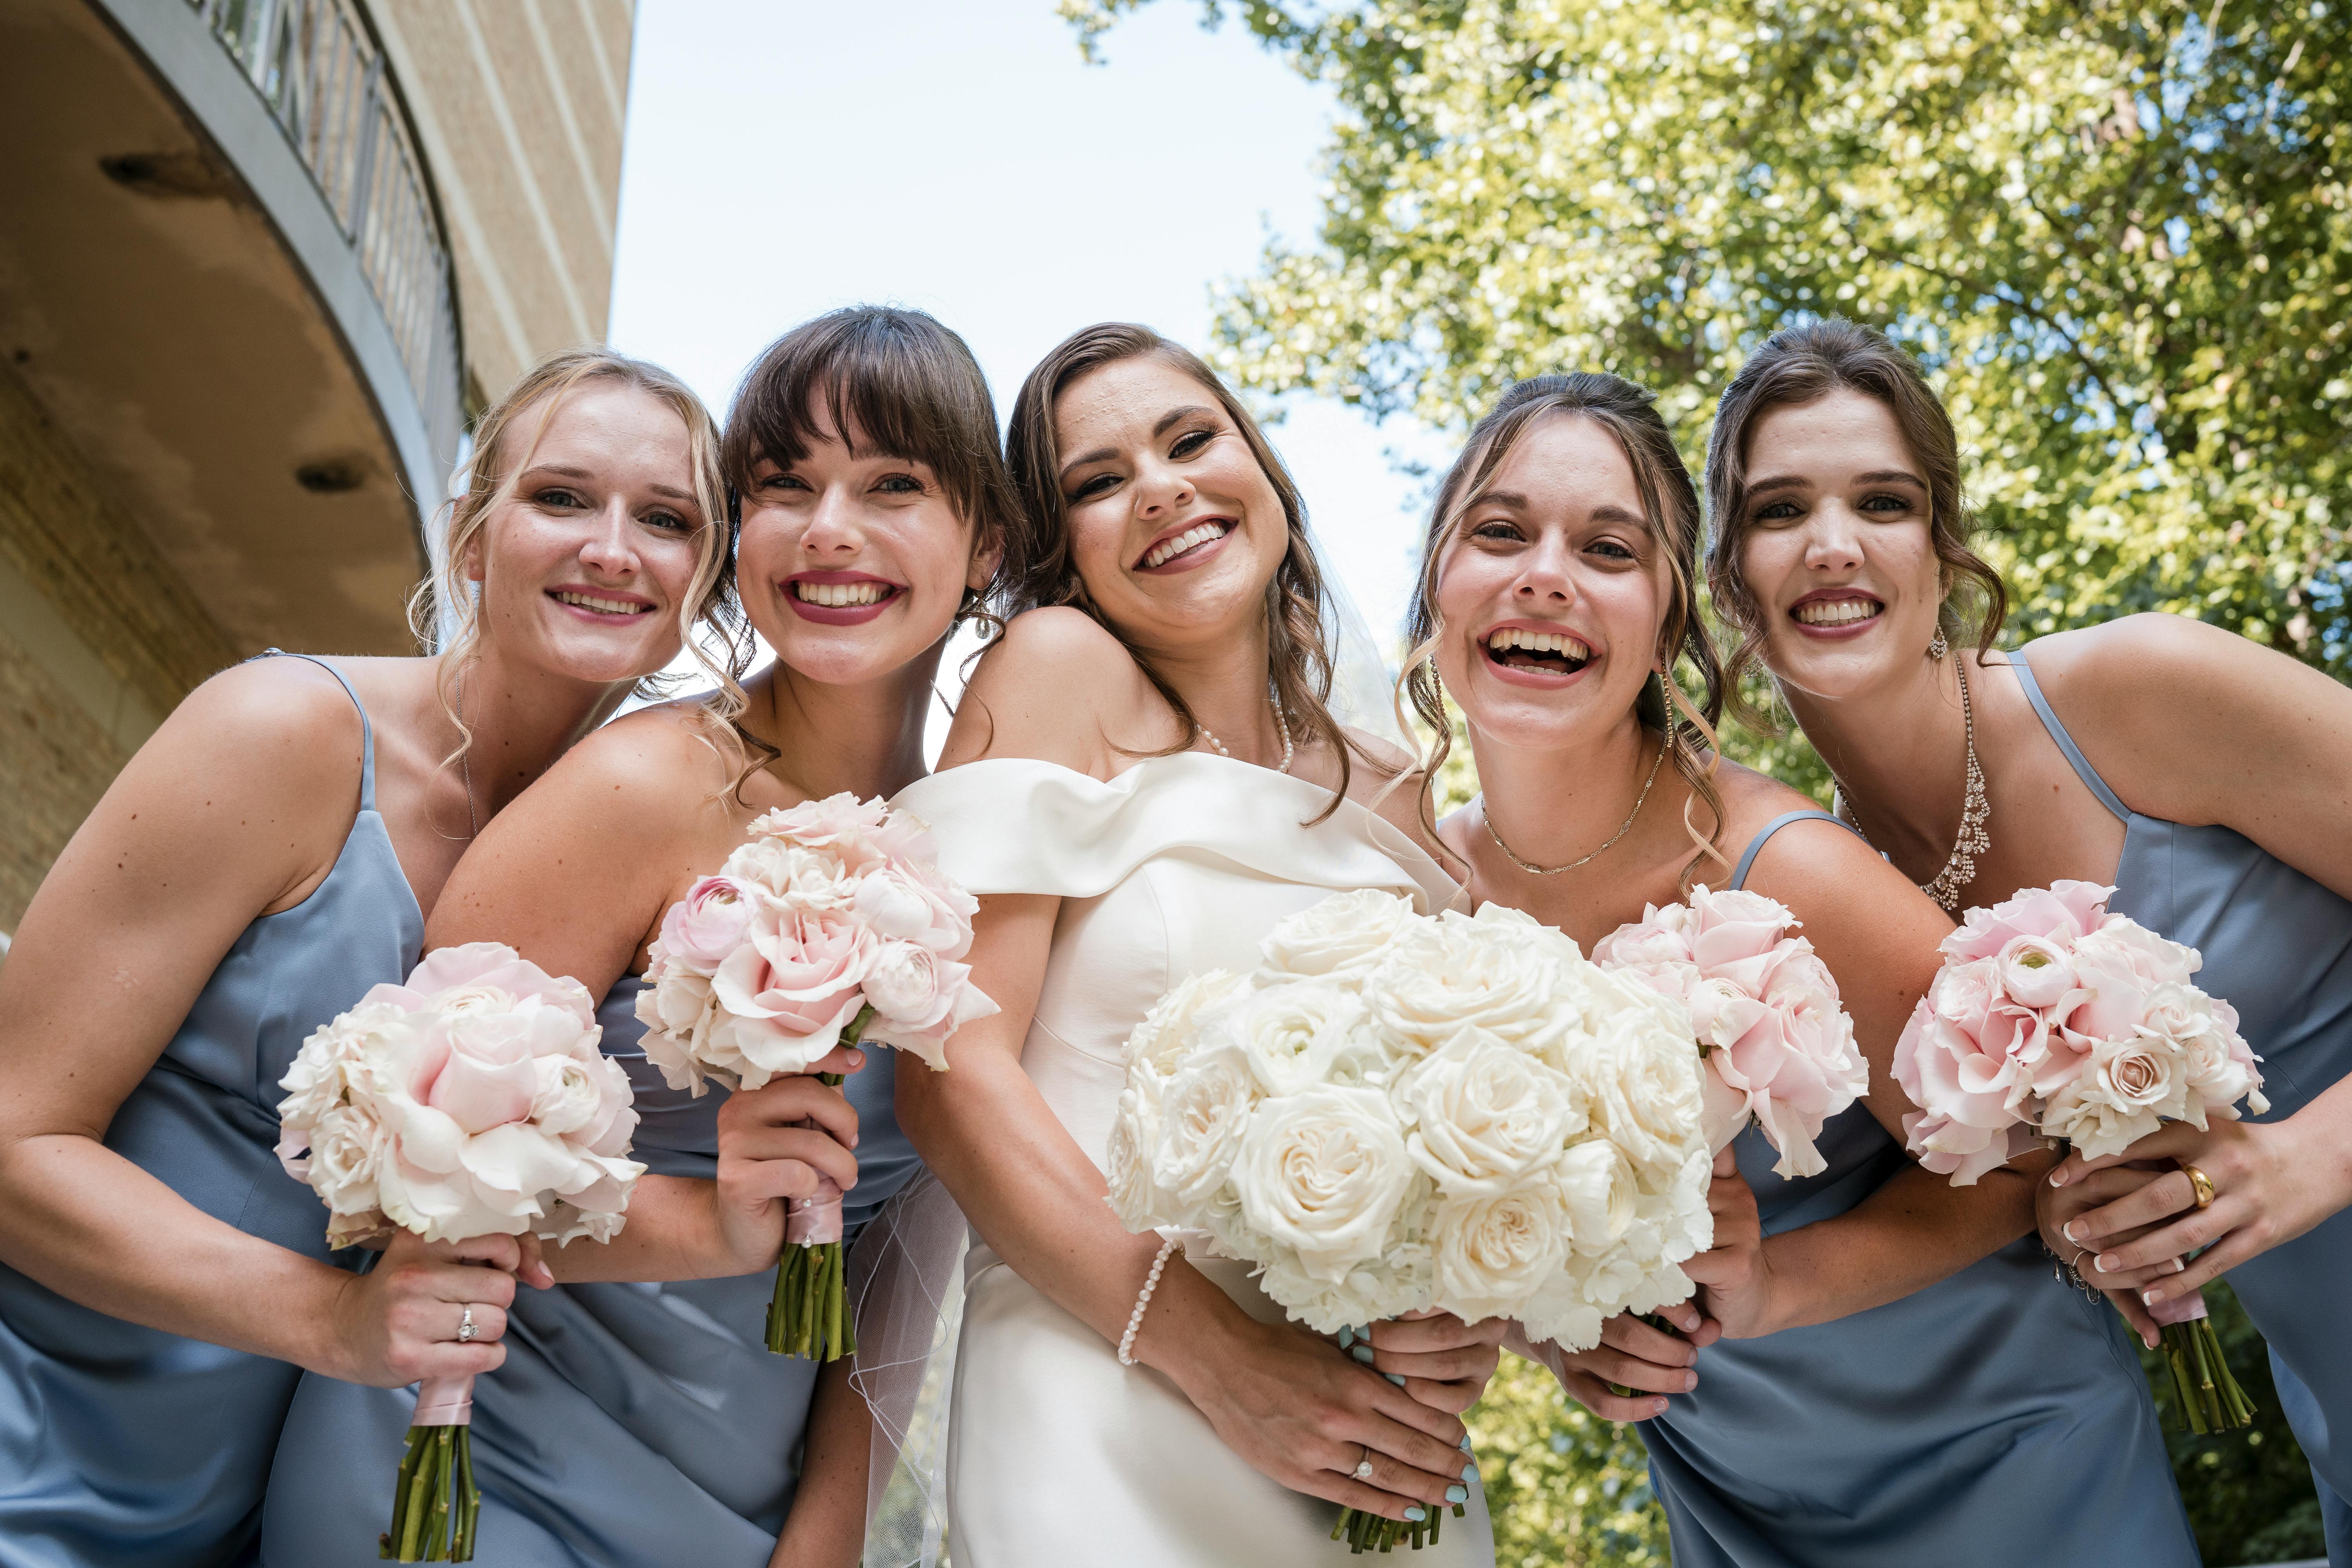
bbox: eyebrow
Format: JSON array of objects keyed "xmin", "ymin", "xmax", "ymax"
[
  {"xmin": 1472, "ymin": 489, "xmax": 1646, "ymax": 526},
  {"xmin": 1058, "ymin": 405, "xmax": 1221, "ymax": 485},
  {"xmin": 1747, "ymin": 469, "xmax": 1924, "ymax": 497},
  {"xmin": 524, "ymin": 464, "xmax": 695, "ymax": 505}
]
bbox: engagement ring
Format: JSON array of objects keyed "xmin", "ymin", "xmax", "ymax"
[{"xmin": 457, "ymin": 1305, "xmax": 477, "ymax": 1344}]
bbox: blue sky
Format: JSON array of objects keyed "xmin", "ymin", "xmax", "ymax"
[{"xmin": 604, "ymin": 0, "xmax": 1447, "ymax": 729}]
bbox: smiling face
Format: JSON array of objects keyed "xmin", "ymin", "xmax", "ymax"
[
  {"xmin": 1734, "ymin": 387, "xmax": 1944, "ymax": 701},
  {"xmin": 1431, "ymin": 413, "xmax": 1670, "ymax": 750},
  {"xmin": 467, "ymin": 381, "xmax": 709, "ymax": 684},
  {"xmin": 736, "ymin": 399, "xmax": 995, "ymax": 687},
  {"xmin": 1051, "ymin": 355, "xmax": 1291, "ymax": 652}
]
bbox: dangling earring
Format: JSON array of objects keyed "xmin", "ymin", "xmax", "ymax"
[
  {"xmin": 1928, "ymin": 625, "xmax": 1950, "ymax": 661},
  {"xmin": 1657, "ymin": 666, "xmax": 1680, "ymax": 752}
]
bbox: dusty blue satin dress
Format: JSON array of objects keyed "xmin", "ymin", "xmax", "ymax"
[
  {"xmin": 1639, "ymin": 809, "xmax": 2197, "ymax": 1568},
  {"xmin": 0, "ymin": 654, "xmax": 419, "ymax": 1568},
  {"xmin": 259, "ymin": 976, "xmax": 923, "ymax": 1567},
  {"xmin": 2013, "ymin": 647, "xmax": 2352, "ymax": 1564}
]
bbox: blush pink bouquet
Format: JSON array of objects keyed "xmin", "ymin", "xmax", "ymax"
[
  {"xmin": 1593, "ymin": 885, "xmax": 1869, "ymax": 1179},
  {"xmin": 636, "ymin": 792, "xmax": 995, "ymax": 1360},
  {"xmin": 276, "ymin": 943, "xmax": 646, "ymax": 1562},
  {"xmin": 1892, "ymin": 880, "xmax": 2267, "ymax": 1431}
]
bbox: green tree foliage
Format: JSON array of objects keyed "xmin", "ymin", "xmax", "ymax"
[
  {"xmin": 1064, "ymin": 0, "xmax": 2351, "ymax": 681},
  {"xmin": 1467, "ymin": 1351, "xmax": 1670, "ymax": 1568}
]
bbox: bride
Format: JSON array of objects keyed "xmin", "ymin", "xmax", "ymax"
[{"xmin": 891, "ymin": 323, "xmax": 1500, "ymax": 1564}]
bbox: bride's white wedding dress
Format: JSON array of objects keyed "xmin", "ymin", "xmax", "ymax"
[{"xmin": 893, "ymin": 752, "xmax": 1497, "ymax": 1567}]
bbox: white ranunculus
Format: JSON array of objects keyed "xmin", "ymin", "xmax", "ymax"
[
  {"xmin": 1553, "ymin": 1139, "xmax": 1637, "ymax": 1250},
  {"xmin": 1256, "ymin": 889, "xmax": 1414, "ymax": 986},
  {"xmin": 1123, "ymin": 969, "xmax": 1244, "ymax": 1081},
  {"xmin": 1394, "ymin": 1028, "xmax": 1583, "ymax": 1197},
  {"xmin": 1151, "ymin": 1045, "xmax": 1258, "ymax": 1208},
  {"xmin": 1232, "ymin": 982, "xmax": 1370, "ymax": 1097},
  {"xmin": 2042, "ymin": 1032, "xmax": 2189, "ymax": 1159},
  {"xmin": 1430, "ymin": 1178, "xmax": 1577, "ymax": 1323},
  {"xmin": 1234, "ymin": 1085, "xmax": 1415, "ymax": 1283}
]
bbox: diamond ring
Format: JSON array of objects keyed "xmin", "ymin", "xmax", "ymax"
[
  {"xmin": 457, "ymin": 1304, "xmax": 477, "ymax": 1344},
  {"xmin": 1352, "ymin": 1446, "xmax": 1375, "ymax": 1482}
]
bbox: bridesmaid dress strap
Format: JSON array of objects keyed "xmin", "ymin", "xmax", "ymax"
[
  {"xmin": 250, "ymin": 648, "xmax": 378, "ymax": 812},
  {"xmin": 1730, "ymin": 809, "xmax": 1857, "ymax": 891},
  {"xmin": 2008, "ymin": 649, "xmax": 2128, "ymax": 824}
]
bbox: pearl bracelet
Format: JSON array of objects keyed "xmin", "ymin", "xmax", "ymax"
[{"xmin": 1117, "ymin": 1236, "xmax": 1181, "ymax": 1367}]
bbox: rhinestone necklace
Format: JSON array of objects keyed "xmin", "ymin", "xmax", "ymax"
[
  {"xmin": 1832, "ymin": 654, "xmax": 1989, "ymax": 911},
  {"xmin": 1479, "ymin": 733, "xmax": 1667, "ymax": 876},
  {"xmin": 1196, "ymin": 691, "xmax": 1295, "ymax": 775}
]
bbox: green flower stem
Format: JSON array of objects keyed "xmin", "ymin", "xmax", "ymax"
[
  {"xmin": 378, "ymin": 1424, "xmax": 477, "ymax": 1562},
  {"xmin": 766, "ymin": 1041, "xmax": 864, "ymax": 1360},
  {"xmin": 2159, "ymin": 1314, "xmax": 2255, "ymax": 1436}
]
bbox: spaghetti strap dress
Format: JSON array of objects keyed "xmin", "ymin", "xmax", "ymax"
[
  {"xmin": 0, "ymin": 652, "xmax": 421, "ymax": 1568},
  {"xmin": 2011, "ymin": 646, "xmax": 2352, "ymax": 1561},
  {"xmin": 259, "ymin": 981, "xmax": 925, "ymax": 1567},
  {"xmin": 1638, "ymin": 808, "xmax": 2197, "ymax": 1568}
]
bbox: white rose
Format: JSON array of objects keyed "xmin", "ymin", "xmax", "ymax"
[
  {"xmin": 1394, "ymin": 1028, "xmax": 1583, "ymax": 1197},
  {"xmin": 1104, "ymin": 1084, "xmax": 1167, "ymax": 1232},
  {"xmin": 1575, "ymin": 1002, "xmax": 1709, "ymax": 1178},
  {"xmin": 1151, "ymin": 1045, "xmax": 1258, "ymax": 1209},
  {"xmin": 2042, "ymin": 1033, "xmax": 2187, "ymax": 1159},
  {"xmin": 1232, "ymin": 983, "xmax": 1370, "ymax": 1097},
  {"xmin": 1553, "ymin": 1139, "xmax": 1637, "ymax": 1250},
  {"xmin": 1365, "ymin": 908, "xmax": 1575, "ymax": 1058},
  {"xmin": 1256, "ymin": 889, "xmax": 1414, "ymax": 986},
  {"xmin": 306, "ymin": 1104, "xmax": 388, "ymax": 1218},
  {"xmin": 1234, "ymin": 1085, "xmax": 1414, "ymax": 1282},
  {"xmin": 1124, "ymin": 970, "xmax": 1245, "ymax": 1081},
  {"xmin": 1429, "ymin": 1178, "xmax": 1576, "ymax": 1322}
]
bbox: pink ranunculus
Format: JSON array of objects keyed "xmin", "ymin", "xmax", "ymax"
[
  {"xmin": 1992, "ymin": 935, "xmax": 2081, "ymax": 1011},
  {"xmin": 854, "ymin": 860, "xmax": 980, "ymax": 959},
  {"xmin": 659, "ymin": 875, "xmax": 762, "ymax": 973},
  {"xmin": 865, "ymin": 960, "xmax": 1000, "ymax": 1072},
  {"xmin": 1902, "ymin": 1107, "xmax": 2021, "ymax": 1185},
  {"xmin": 1941, "ymin": 880, "xmax": 2114, "ymax": 964},
  {"xmin": 2057, "ymin": 947, "xmax": 2157, "ymax": 1053}
]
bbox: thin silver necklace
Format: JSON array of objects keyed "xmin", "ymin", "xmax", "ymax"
[
  {"xmin": 1196, "ymin": 690, "xmax": 1295, "ymax": 775},
  {"xmin": 1831, "ymin": 649, "xmax": 1989, "ymax": 912},
  {"xmin": 1479, "ymin": 735, "xmax": 1666, "ymax": 875}
]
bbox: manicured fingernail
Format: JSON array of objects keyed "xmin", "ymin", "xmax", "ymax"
[
  {"xmin": 2094, "ymin": 1254, "xmax": 2115, "ymax": 1273},
  {"xmin": 1404, "ymin": 1506, "xmax": 1427, "ymax": 1522},
  {"xmin": 2049, "ymin": 1169, "xmax": 2065, "ymax": 1186},
  {"xmin": 1351, "ymin": 1345, "xmax": 1375, "ymax": 1364},
  {"xmin": 1446, "ymin": 1485, "xmax": 1468, "ymax": 1504},
  {"xmin": 1338, "ymin": 1326, "xmax": 1355, "ymax": 1348},
  {"xmin": 1386, "ymin": 1372, "xmax": 1407, "ymax": 1387},
  {"xmin": 2165, "ymin": 1258, "xmax": 2185, "ymax": 1274},
  {"xmin": 1462, "ymin": 1463, "xmax": 1479, "ymax": 1483},
  {"xmin": 2142, "ymin": 1288, "xmax": 2166, "ymax": 1305},
  {"xmin": 2061, "ymin": 1222, "xmax": 2080, "ymax": 1243}
]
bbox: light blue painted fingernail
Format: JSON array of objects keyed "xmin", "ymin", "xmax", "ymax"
[
  {"xmin": 1338, "ymin": 1326, "xmax": 1354, "ymax": 1348},
  {"xmin": 1404, "ymin": 1506, "xmax": 1427, "ymax": 1522},
  {"xmin": 1446, "ymin": 1485, "xmax": 1468, "ymax": 1504},
  {"xmin": 1386, "ymin": 1372, "xmax": 1407, "ymax": 1387},
  {"xmin": 1462, "ymin": 1463, "xmax": 1479, "ymax": 1483},
  {"xmin": 1351, "ymin": 1345, "xmax": 1376, "ymax": 1364},
  {"xmin": 1460, "ymin": 1435, "xmax": 1475, "ymax": 1454}
]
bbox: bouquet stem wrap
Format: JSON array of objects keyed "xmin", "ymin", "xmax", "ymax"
[
  {"xmin": 380, "ymin": 1378, "xmax": 479, "ymax": 1561},
  {"xmin": 769, "ymin": 1058, "xmax": 857, "ymax": 1361}
]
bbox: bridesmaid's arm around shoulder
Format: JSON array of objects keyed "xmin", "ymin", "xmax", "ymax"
[
  {"xmin": 0, "ymin": 658, "xmax": 524, "ymax": 1388},
  {"xmin": 2031, "ymin": 617, "xmax": 2352, "ymax": 1303},
  {"xmin": 422, "ymin": 699, "xmax": 865, "ymax": 1288}
]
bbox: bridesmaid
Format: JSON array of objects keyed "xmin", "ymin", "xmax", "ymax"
[
  {"xmin": 1412, "ymin": 370, "xmax": 2195, "ymax": 1567},
  {"xmin": 1704, "ymin": 317, "xmax": 2352, "ymax": 1563},
  {"xmin": 260, "ymin": 306, "xmax": 1005, "ymax": 1568},
  {"xmin": 0, "ymin": 348, "xmax": 738, "ymax": 1566}
]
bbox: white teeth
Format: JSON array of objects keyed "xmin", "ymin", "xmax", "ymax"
[
  {"xmin": 555, "ymin": 591, "xmax": 649, "ymax": 615},
  {"xmin": 794, "ymin": 580, "xmax": 889, "ymax": 607},
  {"xmin": 1484, "ymin": 626, "xmax": 1592, "ymax": 661},
  {"xmin": 1794, "ymin": 599, "xmax": 1884, "ymax": 626},
  {"xmin": 1142, "ymin": 521, "xmax": 1230, "ymax": 569}
]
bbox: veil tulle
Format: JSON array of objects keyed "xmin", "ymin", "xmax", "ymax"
[{"xmin": 854, "ymin": 535, "xmax": 1411, "ymax": 1566}]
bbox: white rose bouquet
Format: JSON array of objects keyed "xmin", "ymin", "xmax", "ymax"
[
  {"xmin": 635, "ymin": 792, "xmax": 996, "ymax": 1361},
  {"xmin": 1592, "ymin": 885, "xmax": 1870, "ymax": 1178},
  {"xmin": 1105, "ymin": 892, "xmax": 1714, "ymax": 1554},
  {"xmin": 1891, "ymin": 880, "xmax": 2267, "ymax": 1432},
  {"xmin": 276, "ymin": 943, "xmax": 645, "ymax": 1563}
]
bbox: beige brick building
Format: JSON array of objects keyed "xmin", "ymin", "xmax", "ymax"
[{"xmin": 0, "ymin": 0, "xmax": 633, "ymax": 931}]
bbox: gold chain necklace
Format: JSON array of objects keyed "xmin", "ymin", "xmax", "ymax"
[
  {"xmin": 1832, "ymin": 653, "xmax": 1989, "ymax": 912},
  {"xmin": 1479, "ymin": 735, "xmax": 1666, "ymax": 876}
]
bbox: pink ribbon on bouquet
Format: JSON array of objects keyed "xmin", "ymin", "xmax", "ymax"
[
  {"xmin": 788, "ymin": 1176, "xmax": 844, "ymax": 1246},
  {"xmin": 413, "ymin": 1375, "xmax": 474, "ymax": 1427},
  {"xmin": 2148, "ymin": 1289, "xmax": 2210, "ymax": 1327}
]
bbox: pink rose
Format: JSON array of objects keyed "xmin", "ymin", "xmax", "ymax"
[
  {"xmin": 751, "ymin": 792, "xmax": 929, "ymax": 875},
  {"xmin": 658, "ymin": 875, "xmax": 761, "ymax": 972},
  {"xmin": 1942, "ymin": 881, "xmax": 2112, "ymax": 964},
  {"xmin": 415, "ymin": 1011, "xmax": 541, "ymax": 1135},
  {"xmin": 369, "ymin": 943, "xmax": 597, "ymax": 1027},
  {"xmin": 707, "ymin": 907, "xmax": 875, "ymax": 1076},
  {"xmin": 1684, "ymin": 885, "xmax": 1795, "ymax": 993}
]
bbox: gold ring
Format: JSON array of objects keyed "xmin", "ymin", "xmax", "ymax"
[{"xmin": 2183, "ymin": 1164, "xmax": 2216, "ymax": 1210}]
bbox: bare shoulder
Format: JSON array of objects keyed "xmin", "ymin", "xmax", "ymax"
[
  {"xmin": 1707, "ymin": 759, "xmax": 1880, "ymax": 895},
  {"xmin": 943, "ymin": 608, "xmax": 1164, "ymax": 771},
  {"xmin": 2022, "ymin": 614, "xmax": 2275, "ymax": 706},
  {"xmin": 518, "ymin": 699, "xmax": 740, "ymax": 837},
  {"xmin": 144, "ymin": 655, "xmax": 370, "ymax": 814}
]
